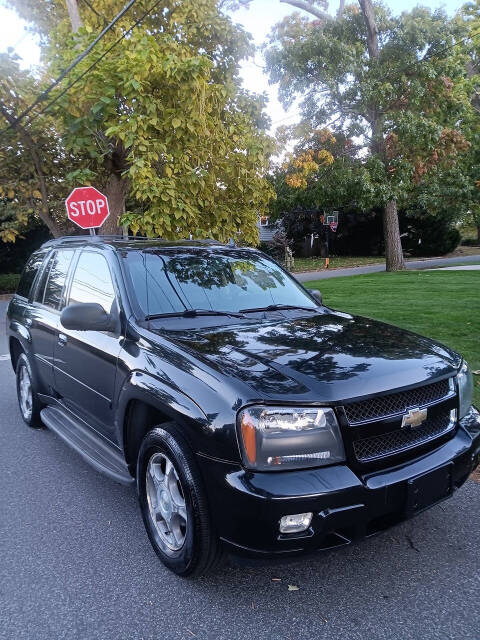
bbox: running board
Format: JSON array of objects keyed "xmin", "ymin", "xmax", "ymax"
[{"xmin": 40, "ymin": 405, "xmax": 134, "ymax": 485}]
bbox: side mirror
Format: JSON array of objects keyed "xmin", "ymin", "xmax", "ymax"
[
  {"xmin": 308, "ymin": 289, "xmax": 323, "ymax": 305},
  {"xmin": 61, "ymin": 302, "xmax": 113, "ymax": 332}
]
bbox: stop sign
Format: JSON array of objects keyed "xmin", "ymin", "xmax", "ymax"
[{"xmin": 65, "ymin": 186, "xmax": 110, "ymax": 229}]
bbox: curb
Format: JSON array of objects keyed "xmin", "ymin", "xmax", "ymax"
[{"xmin": 0, "ymin": 294, "xmax": 13, "ymax": 301}]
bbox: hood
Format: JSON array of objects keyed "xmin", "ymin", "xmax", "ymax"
[{"xmin": 165, "ymin": 311, "xmax": 461, "ymax": 403}]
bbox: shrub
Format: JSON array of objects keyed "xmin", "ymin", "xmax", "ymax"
[
  {"xmin": 461, "ymin": 237, "xmax": 480, "ymax": 247},
  {"xmin": 401, "ymin": 212, "xmax": 461, "ymax": 256},
  {"xmin": 0, "ymin": 224, "xmax": 51, "ymax": 274},
  {"xmin": 0, "ymin": 273, "xmax": 20, "ymax": 293}
]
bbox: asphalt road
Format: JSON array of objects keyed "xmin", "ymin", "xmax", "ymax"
[
  {"xmin": 1, "ymin": 300, "xmax": 479, "ymax": 640},
  {"xmin": 295, "ymin": 253, "xmax": 480, "ymax": 281}
]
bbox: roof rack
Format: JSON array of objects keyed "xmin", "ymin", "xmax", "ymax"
[{"xmin": 41, "ymin": 235, "xmax": 225, "ymax": 248}]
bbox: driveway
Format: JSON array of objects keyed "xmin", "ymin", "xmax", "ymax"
[
  {"xmin": 295, "ymin": 253, "xmax": 480, "ymax": 282},
  {"xmin": 1, "ymin": 300, "xmax": 479, "ymax": 640}
]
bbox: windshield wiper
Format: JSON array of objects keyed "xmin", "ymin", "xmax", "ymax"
[
  {"xmin": 239, "ymin": 304, "xmax": 318, "ymax": 313},
  {"xmin": 145, "ymin": 308, "xmax": 246, "ymax": 320}
]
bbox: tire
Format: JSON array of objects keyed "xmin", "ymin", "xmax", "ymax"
[
  {"xmin": 16, "ymin": 352, "xmax": 44, "ymax": 429},
  {"xmin": 137, "ymin": 425, "xmax": 222, "ymax": 577}
]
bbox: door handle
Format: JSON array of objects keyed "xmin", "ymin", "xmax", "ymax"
[{"xmin": 58, "ymin": 333, "xmax": 67, "ymax": 346}]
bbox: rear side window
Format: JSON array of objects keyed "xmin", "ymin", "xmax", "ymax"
[
  {"xmin": 68, "ymin": 251, "xmax": 115, "ymax": 313},
  {"xmin": 34, "ymin": 253, "xmax": 55, "ymax": 304},
  {"xmin": 16, "ymin": 249, "xmax": 48, "ymax": 299},
  {"xmin": 43, "ymin": 250, "xmax": 74, "ymax": 309}
]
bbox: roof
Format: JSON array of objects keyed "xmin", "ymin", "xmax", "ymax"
[{"xmin": 41, "ymin": 235, "xmax": 230, "ymax": 251}]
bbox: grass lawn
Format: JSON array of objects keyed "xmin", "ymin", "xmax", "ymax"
[
  {"xmin": 291, "ymin": 255, "xmax": 385, "ymax": 272},
  {"xmin": 289, "ymin": 245, "xmax": 480, "ymax": 273},
  {"xmin": 306, "ymin": 270, "xmax": 480, "ymax": 406}
]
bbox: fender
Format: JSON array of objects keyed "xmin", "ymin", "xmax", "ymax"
[
  {"xmin": 115, "ymin": 370, "xmax": 210, "ymax": 452},
  {"xmin": 9, "ymin": 319, "xmax": 31, "ymax": 345}
]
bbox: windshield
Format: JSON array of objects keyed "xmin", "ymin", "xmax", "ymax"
[{"xmin": 123, "ymin": 248, "xmax": 318, "ymax": 317}]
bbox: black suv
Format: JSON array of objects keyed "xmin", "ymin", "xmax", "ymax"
[{"xmin": 6, "ymin": 236, "xmax": 480, "ymax": 576}]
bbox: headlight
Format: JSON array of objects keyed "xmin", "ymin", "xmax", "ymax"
[
  {"xmin": 457, "ymin": 361, "xmax": 473, "ymax": 419},
  {"xmin": 237, "ymin": 406, "xmax": 345, "ymax": 471}
]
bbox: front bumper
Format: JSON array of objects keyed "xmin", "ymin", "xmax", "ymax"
[{"xmin": 198, "ymin": 408, "xmax": 480, "ymax": 558}]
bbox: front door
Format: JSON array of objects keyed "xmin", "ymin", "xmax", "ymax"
[{"xmin": 53, "ymin": 249, "xmax": 122, "ymax": 439}]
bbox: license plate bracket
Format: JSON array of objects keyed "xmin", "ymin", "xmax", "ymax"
[{"xmin": 405, "ymin": 463, "xmax": 453, "ymax": 516}]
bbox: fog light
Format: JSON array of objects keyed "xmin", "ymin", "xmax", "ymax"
[{"xmin": 279, "ymin": 512, "xmax": 313, "ymax": 534}]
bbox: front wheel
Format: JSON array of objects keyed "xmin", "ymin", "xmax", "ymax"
[{"xmin": 137, "ymin": 425, "xmax": 222, "ymax": 577}]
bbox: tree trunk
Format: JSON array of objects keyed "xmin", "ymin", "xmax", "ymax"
[
  {"xmin": 101, "ymin": 174, "xmax": 129, "ymax": 235},
  {"xmin": 359, "ymin": 0, "xmax": 405, "ymax": 271},
  {"xmin": 0, "ymin": 102, "xmax": 64, "ymax": 238},
  {"xmin": 358, "ymin": 0, "xmax": 378, "ymax": 57},
  {"xmin": 280, "ymin": 0, "xmax": 331, "ymax": 20},
  {"xmin": 65, "ymin": 0, "xmax": 83, "ymax": 32},
  {"xmin": 477, "ymin": 224, "xmax": 480, "ymax": 244},
  {"xmin": 383, "ymin": 200, "xmax": 405, "ymax": 271}
]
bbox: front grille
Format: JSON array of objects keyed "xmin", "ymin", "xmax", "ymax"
[
  {"xmin": 352, "ymin": 410, "xmax": 455, "ymax": 462},
  {"xmin": 344, "ymin": 379, "xmax": 451, "ymax": 425}
]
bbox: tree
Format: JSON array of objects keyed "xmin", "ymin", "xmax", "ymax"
[
  {"xmin": 263, "ymin": 2, "xmax": 471, "ymax": 269},
  {"xmin": 453, "ymin": 0, "xmax": 480, "ymax": 242},
  {"xmin": 269, "ymin": 125, "xmax": 374, "ymax": 219},
  {"xmin": 0, "ymin": 53, "xmax": 85, "ymax": 241},
  {"xmin": 1, "ymin": 0, "xmax": 274, "ymax": 242}
]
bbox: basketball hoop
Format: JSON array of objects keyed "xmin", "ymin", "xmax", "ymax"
[
  {"xmin": 324, "ymin": 211, "xmax": 339, "ymax": 228},
  {"xmin": 322, "ymin": 211, "xmax": 339, "ymax": 268}
]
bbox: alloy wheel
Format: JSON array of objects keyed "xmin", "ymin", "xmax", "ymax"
[
  {"xmin": 145, "ymin": 452, "xmax": 188, "ymax": 554},
  {"xmin": 18, "ymin": 364, "xmax": 33, "ymax": 421}
]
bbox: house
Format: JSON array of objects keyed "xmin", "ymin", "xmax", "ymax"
[{"xmin": 257, "ymin": 215, "xmax": 281, "ymax": 243}]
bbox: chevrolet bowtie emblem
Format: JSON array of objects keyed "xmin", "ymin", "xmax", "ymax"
[{"xmin": 401, "ymin": 407, "xmax": 428, "ymax": 429}]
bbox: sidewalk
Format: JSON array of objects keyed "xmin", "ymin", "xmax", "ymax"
[{"xmin": 294, "ymin": 253, "xmax": 480, "ymax": 282}]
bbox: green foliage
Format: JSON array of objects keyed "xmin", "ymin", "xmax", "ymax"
[
  {"xmin": 265, "ymin": 4, "xmax": 472, "ymax": 209},
  {"xmin": 2, "ymin": 0, "xmax": 274, "ymax": 243},
  {"xmin": 0, "ymin": 273, "xmax": 21, "ymax": 293},
  {"xmin": 401, "ymin": 210, "xmax": 461, "ymax": 256},
  {"xmin": 0, "ymin": 220, "xmax": 50, "ymax": 273},
  {"xmin": 0, "ymin": 53, "xmax": 82, "ymax": 241},
  {"xmin": 46, "ymin": 0, "xmax": 274, "ymax": 241},
  {"xmin": 269, "ymin": 128, "xmax": 374, "ymax": 219}
]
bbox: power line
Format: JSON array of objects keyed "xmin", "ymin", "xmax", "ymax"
[
  {"xmin": 24, "ymin": 0, "xmax": 165, "ymax": 128},
  {"xmin": 2, "ymin": 0, "xmax": 138, "ymax": 132}
]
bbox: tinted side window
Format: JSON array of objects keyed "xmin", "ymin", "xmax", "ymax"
[
  {"xmin": 34, "ymin": 252, "xmax": 55, "ymax": 303},
  {"xmin": 43, "ymin": 250, "xmax": 74, "ymax": 309},
  {"xmin": 68, "ymin": 252, "xmax": 115, "ymax": 313},
  {"xmin": 16, "ymin": 249, "xmax": 48, "ymax": 299}
]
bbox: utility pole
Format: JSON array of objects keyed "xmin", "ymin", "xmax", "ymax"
[{"xmin": 65, "ymin": 0, "xmax": 83, "ymax": 33}]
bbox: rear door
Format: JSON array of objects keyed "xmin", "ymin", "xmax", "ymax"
[
  {"xmin": 29, "ymin": 249, "xmax": 75, "ymax": 393},
  {"xmin": 53, "ymin": 249, "xmax": 123, "ymax": 439}
]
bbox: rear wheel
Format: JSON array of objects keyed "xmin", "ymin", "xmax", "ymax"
[
  {"xmin": 16, "ymin": 353, "xmax": 43, "ymax": 428},
  {"xmin": 137, "ymin": 425, "xmax": 222, "ymax": 577}
]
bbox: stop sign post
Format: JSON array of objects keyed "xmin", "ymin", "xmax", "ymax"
[{"xmin": 65, "ymin": 186, "xmax": 110, "ymax": 234}]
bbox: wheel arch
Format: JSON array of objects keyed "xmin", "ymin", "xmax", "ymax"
[
  {"xmin": 9, "ymin": 336, "xmax": 24, "ymax": 371},
  {"xmin": 117, "ymin": 371, "xmax": 209, "ymax": 475}
]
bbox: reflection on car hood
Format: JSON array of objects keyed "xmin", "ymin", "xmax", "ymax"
[{"xmin": 166, "ymin": 311, "xmax": 461, "ymax": 402}]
